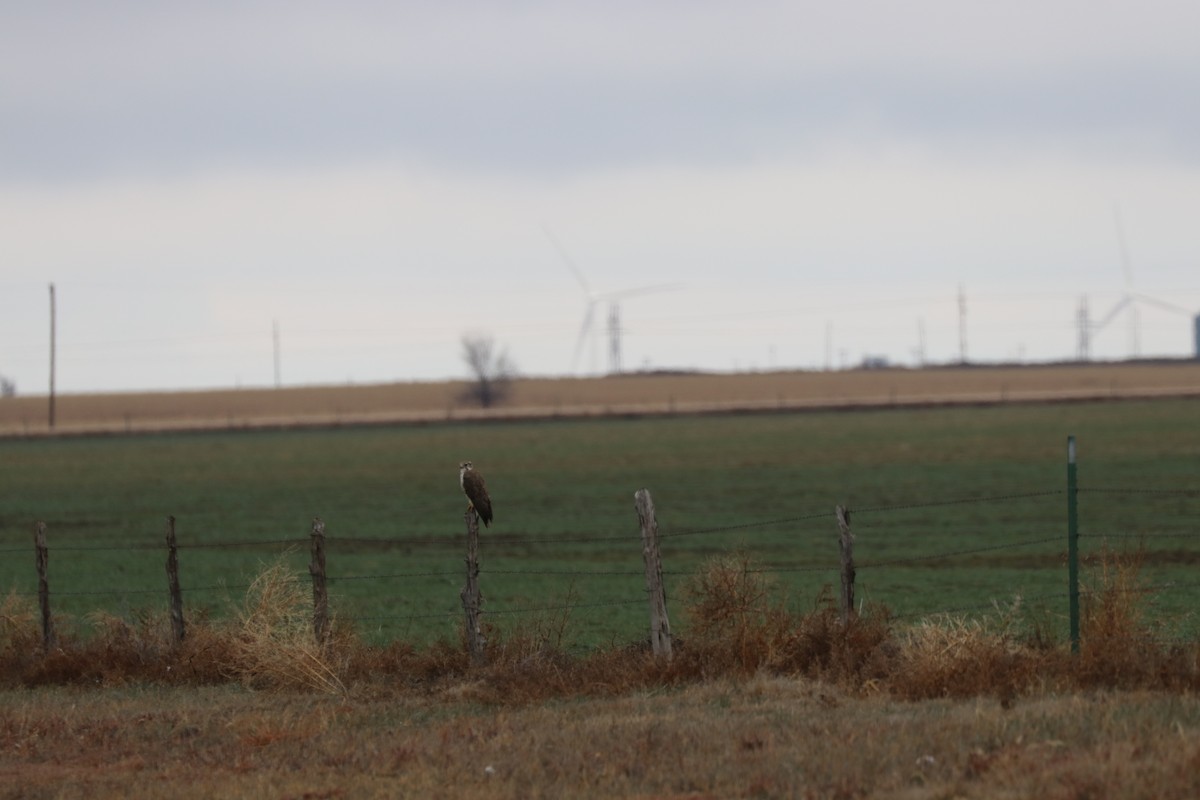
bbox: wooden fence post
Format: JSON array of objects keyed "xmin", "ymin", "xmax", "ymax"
[
  {"xmin": 309, "ymin": 517, "xmax": 329, "ymax": 646},
  {"xmin": 460, "ymin": 508, "xmax": 486, "ymax": 665},
  {"xmin": 165, "ymin": 516, "xmax": 186, "ymax": 646},
  {"xmin": 836, "ymin": 505, "xmax": 855, "ymax": 625},
  {"xmin": 634, "ymin": 489, "xmax": 673, "ymax": 659},
  {"xmin": 34, "ymin": 521, "xmax": 55, "ymax": 650}
]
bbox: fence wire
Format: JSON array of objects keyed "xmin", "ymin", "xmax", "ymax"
[{"xmin": 4, "ymin": 480, "xmax": 1197, "ymax": 634}]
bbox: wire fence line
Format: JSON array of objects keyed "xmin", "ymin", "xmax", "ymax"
[
  {"xmin": 1079, "ymin": 487, "xmax": 1200, "ymax": 497},
  {"xmin": 0, "ymin": 486, "xmax": 1082, "ymax": 556},
  {"xmin": 4, "ymin": 480, "xmax": 1197, "ymax": 643}
]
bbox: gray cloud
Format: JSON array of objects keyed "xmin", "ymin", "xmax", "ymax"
[{"xmin": 4, "ymin": 2, "xmax": 1199, "ymax": 182}]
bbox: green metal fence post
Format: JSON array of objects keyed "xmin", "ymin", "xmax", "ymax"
[{"xmin": 1067, "ymin": 435, "xmax": 1080, "ymax": 654}]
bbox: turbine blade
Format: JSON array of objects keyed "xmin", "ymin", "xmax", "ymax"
[
  {"xmin": 1132, "ymin": 292, "xmax": 1194, "ymax": 317},
  {"xmin": 1113, "ymin": 205, "xmax": 1135, "ymax": 289},
  {"xmin": 1092, "ymin": 295, "xmax": 1130, "ymax": 332},
  {"xmin": 571, "ymin": 301, "xmax": 597, "ymax": 372},
  {"xmin": 541, "ymin": 225, "xmax": 592, "ymax": 297}
]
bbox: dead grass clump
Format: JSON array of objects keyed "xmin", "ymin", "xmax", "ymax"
[
  {"xmin": 0, "ymin": 591, "xmax": 43, "ymax": 685},
  {"xmin": 679, "ymin": 553, "xmax": 796, "ymax": 676},
  {"xmin": 345, "ymin": 637, "xmax": 470, "ymax": 694},
  {"xmin": 423, "ymin": 598, "xmax": 654, "ymax": 705},
  {"xmin": 786, "ymin": 593, "xmax": 896, "ymax": 687},
  {"xmin": 228, "ymin": 558, "xmax": 346, "ymax": 695},
  {"xmin": 674, "ymin": 556, "xmax": 896, "ymax": 687},
  {"xmin": 890, "ymin": 600, "xmax": 1043, "ymax": 702},
  {"xmin": 1074, "ymin": 546, "xmax": 1198, "ymax": 690},
  {"xmin": 19, "ymin": 609, "xmax": 192, "ymax": 687},
  {"xmin": 165, "ymin": 613, "xmax": 241, "ymax": 685},
  {"xmin": 79, "ymin": 611, "xmax": 172, "ymax": 683}
]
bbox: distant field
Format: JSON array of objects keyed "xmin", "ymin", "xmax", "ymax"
[
  {"xmin": 2, "ymin": 360, "xmax": 1199, "ymax": 435},
  {"xmin": 2, "ymin": 395, "xmax": 1197, "ymax": 647}
]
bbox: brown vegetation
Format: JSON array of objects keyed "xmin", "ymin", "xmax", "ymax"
[
  {"xmin": 4, "ymin": 361, "xmax": 1199, "ymax": 436},
  {"xmin": 4, "ymin": 551, "xmax": 1200, "ymax": 798},
  {"xmin": 3, "ymin": 549, "xmax": 1195, "ymax": 700}
]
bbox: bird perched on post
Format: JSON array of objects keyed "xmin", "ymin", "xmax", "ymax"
[{"xmin": 459, "ymin": 461, "xmax": 493, "ymax": 527}]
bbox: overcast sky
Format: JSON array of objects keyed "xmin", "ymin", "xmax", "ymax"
[{"xmin": 3, "ymin": 1, "xmax": 1199, "ymax": 394}]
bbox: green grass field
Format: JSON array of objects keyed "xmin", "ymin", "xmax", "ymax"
[{"xmin": 2, "ymin": 398, "xmax": 1198, "ymax": 646}]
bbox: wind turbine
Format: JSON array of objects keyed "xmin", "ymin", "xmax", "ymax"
[
  {"xmin": 1079, "ymin": 207, "xmax": 1198, "ymax": 360},
  {"xmin": 1081, "ymin": 207, "xmax": 1144, "ymax": 359},
  {"xmin": 542, "ymin": 227, "xmax": 682, "ymax": 375}
]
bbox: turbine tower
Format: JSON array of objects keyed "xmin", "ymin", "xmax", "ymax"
[
  {"xmin": 542, "ymin": 227, "xmax": 682, "ymax": 375},
  {"xmin": 1113, "ymin": 205, "xmax": 1140, "ymax": 357}
]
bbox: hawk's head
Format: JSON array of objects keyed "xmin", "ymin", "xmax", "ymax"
[{"xmin": 459, "ymin": 461, "xmax": 473, "ymax": 473}]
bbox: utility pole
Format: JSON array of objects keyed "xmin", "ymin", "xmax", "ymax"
[
  {"xmin": 957, "ymin": 284, "xmax": 968, "ymax": 364},
  {"xmin": 1076, "ymin": 295, "xmax": 1091, "ymax": 361},
  {"xmin": 607, "ymin": 304, "xmax": 621, "ymax": 375},
  {"xmin": 915, "ymin": 318, "xmax": 926, "ymax": 367},
  {"xmin": 272, "ymin": 319, "xmax": 281, "ymax": 389},
  {"xmin": 824, "ymin": 321, "xmax": 833, "ymax": 371},
  {"xmin": 48, "ymin": 283, "xmax": 56, "ymax": 429}
]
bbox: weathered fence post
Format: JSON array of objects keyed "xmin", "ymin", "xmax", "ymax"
[
  {"xmin": 460, "ymin": 508, "xmax": 486, "ymax": 665},
  {"xmin": 34, "ymin": 521, "xmax": 55, "ymax": 650},
  {"xmin": 165, "ymin": 516, "xmax": 186, "ymax": 646},
  {"xmin": 836, "ymin": 505, "xmax": 856, "ymax": 625},
  {"xmin": 634, "ymin": 488, "xmax": 673, "ymax": 659},
  {"xmin": 309, "ymin": 517, "xmax": 330, "ymax": 646}
]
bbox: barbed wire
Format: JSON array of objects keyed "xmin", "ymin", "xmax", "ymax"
[
  {"xmin": 329, "ymin": 531, "xmax": 635, "ymax": 547},
  {"xmin": 857, "ymin": 536, "xmax": 1063, "ymax": 570},
  {"xmin": 891, "ymin": 591, "xmax": 1067, "ymax": 621},
  {"xmin": 182, "ymin": 582, "xmax": 259, "ymax": 593},
  {"xmin": 658, "ymin": 512, "xmax": 831, "ymax": 539},
  {"xmin": 325, "ymin": 535, "xmax": 464, "ymax": 548},
  {"xmin": 0, "ymin": 537, "xmax": 307, "ymax": 554},
  {"xmin": 178, "ymin": 538, "xmax": 307, "ymax": 550},
  {"xmin": 14, "ymin": 586, "xmax": 168, "ymax": 597},
  {"xmin": 345, "ymin": 597, "xmax": 644, "ymax": 623},
  {"xmin": 1079, "ymin": 487, "xmax": 1200, "ymax": 497},
  {"xmin": 854, "ymin": 490, "xmax": 1065, "ymax": 516},
  {"xmin": 485, "ymin": 598, "xmax": 646, "ymax": 616},
  {"xmin": 2, "ymin": 484, "xmax": 1144, "ymax": 556},
  {"xmin": 1080, "ymin": 531, "xmax": 1200, "ymax": 540},
  {"xmin": 7, "ymin": 523, "xmax": 1194, "ymax": 601},
  {"xmin": 0, "ymin": 542, "xmax": 161, "ymax": 553},
  {"xmin": 327, "ymin": 571, "xmax": 460, "ymax": 582},
  {"xmin": 9, "ymin": 580, "xmax": 268, "ymax": 598},
  {"xmin": 742, "ymin": 563, "xmax": 839, "ymax": 575},
  {"xmin": 4, "ymin": 482, "xmax": 1199, "ymax": 635}
]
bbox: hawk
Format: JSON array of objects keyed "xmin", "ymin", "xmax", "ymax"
[{"xmin": 459, "ymin": 461, "xmax": 493, "ymax": 527}]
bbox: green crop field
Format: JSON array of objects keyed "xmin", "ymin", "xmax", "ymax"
[{"xmin": 2, "ymin": 398, "xmax": 1198, "ymax": 647}]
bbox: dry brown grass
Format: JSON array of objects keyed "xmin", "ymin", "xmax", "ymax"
[
  {"xmin": 4, "ymin": 361, "xmax": 1199, "ymax": 435},
  {"xmin": 891, "ymin": 603, "xmax": 1043, "ymax": 704},
  {"xmin": 674, "ymin": 553, "xmax": 894, "ymax": 686},
  {"xmin": 227, "ymin": 559, "xmax": 347, "ymax": 695},
  {"xmin": 5, "ymin": 678, "xmax": 1200, "ymax": 799},
  {"xmin": 1075, "ymin": 547, "xmax": 1200, "ymax": 692},
  {"xmin": 6, "ymin": 554, "xmax": 1200, "ymax": 797},
  {"xmin": 1, "ymin": 550, "xmax": 1197, "ymax": 703}
]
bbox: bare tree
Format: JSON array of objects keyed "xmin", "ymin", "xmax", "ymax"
[
  {"xmin": 0, "ymin": 375, "xmax": 14, "ymax": 398},
  {"xmin": 460, "ymin": 333, "xmax": 516, "ymax": 408}
]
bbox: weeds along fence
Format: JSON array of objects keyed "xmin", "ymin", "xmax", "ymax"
[{"xmin": 5, "ymin": 439, "xmax": 1200, "ymax": 658}]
